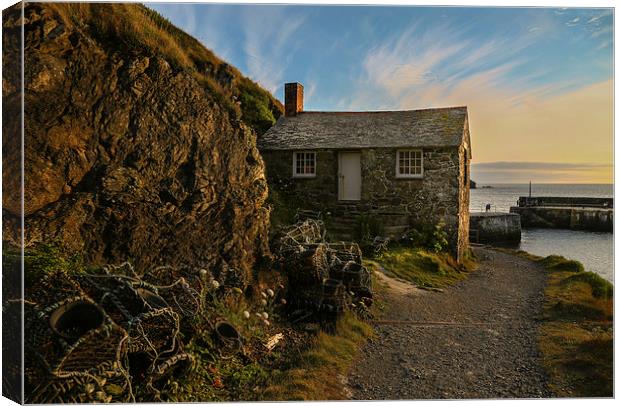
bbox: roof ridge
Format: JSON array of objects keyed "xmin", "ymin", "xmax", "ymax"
[{"xmin": 298, "ymin": 106, "xmax": 467, "ymax": 115}]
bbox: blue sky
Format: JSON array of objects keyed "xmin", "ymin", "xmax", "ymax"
[{"xmin": 148, "ymin": 3, "xmax": 613, "ymax": 183}]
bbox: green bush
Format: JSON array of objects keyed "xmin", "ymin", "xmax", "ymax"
[
  {"xmin": 404, "ymin": 220, "xmax": 449, "ymax": 253},
  {"xmin": 238, "ymin": 79, "xmax": 278, "ymax": 135},
  {"xmin": 354, "ymin": 215, "xmax": 384, "ymax": 244}
]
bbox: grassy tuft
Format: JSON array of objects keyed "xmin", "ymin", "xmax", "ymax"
[
  {"xmin": 3, "ymin": 242, "xmax": 86, "ymax": 289},
  {"xmin": 526, "ymin": 253, "xmax": 614, "ymax": 397},
  {"xmin": 538, "ymin": 255, "xmax": 584, "ymax": 273},
  {"xmin": 373, "ymin": 246, "xmax": 475, "ymax": 288},
  {"xmin": 261, "ymin": 313, "xmax": 373, "ymax": 400},
  {"xmin": 561, "ymin": 272, "xmax": 613, "ymax": 299}
]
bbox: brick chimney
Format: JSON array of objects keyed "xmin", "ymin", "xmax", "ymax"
[{"xmin": 284, "ymin": 82, "xmax": 304, "ymax": 117}]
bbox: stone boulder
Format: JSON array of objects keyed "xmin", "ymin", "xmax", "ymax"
[{"xmin": 2, "ymin": 3, "xmax": 271, "ymax": 286}]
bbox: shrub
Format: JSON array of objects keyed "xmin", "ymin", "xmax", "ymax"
[
  {"xmin": 238, "ymin": 80, "xmax": 278, "ymax": 135},
  {"xmin": 404, "ymin": 220, "xmax": 449, "ymax": 253},
  {"xmin": 354, "ymin": 214, "xmax": 384, "ymax": 246}
]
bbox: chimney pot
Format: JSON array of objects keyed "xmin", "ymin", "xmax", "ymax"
[{"xmin": 284, "ymin": 82, "xmax": 303, "ymax": 117}]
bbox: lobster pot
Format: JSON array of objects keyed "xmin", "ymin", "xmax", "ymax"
[
  {"xmin": 78, "ymin": 273, "xmax": 168, "ymax": 327},
  {"xmin": 319, "ymin": 279, "xmax": 348, "ymax": 314},
  {"xmin": 53, "ymin": 323, "xmax": 128, "ymax": 375},
  {"xmin": 285, "ymin": 243, "xmax": 329, "ymax": 288},
  {"xmin": 144, "ymin": 353, "xmax": 195, "ymax": 399},
  {"xmin": 141, "ymin": 265, "xmax": 197, "ymax": 287},
  {"xmin": 321, "ymin": 278, "xmax": 345, "ymax": 296},
  {"xmin": 276, "ymin": 220, "xmax": 325, "ymax": 256},
  {"xmin": 214, "ymin": 320, "xmax": 243, "ymax": 356},
  {"xmin": 127, "ymin": 308, "xmax": 181, "ymax": 364},
  {"xmin": 27, "ymin": 296, "xmax": 111, "ymax": 373},
  {"xmin": 27, "ymin": 374, "xmax": 110, "ymax": 404},
  {"xmin": 328, "ymin": 242, "xmax": 363, "ymax": 259},
  {"xmin": 157, "ymin": 279, "xmax": 200, "ymax": 319},
  {"xmin": 341, "ymin": 261, "xmax": 371, "ymax": 290},
  {"xmin": 26, "ymin": 270, "xmax": 85, "ymax": 307}
]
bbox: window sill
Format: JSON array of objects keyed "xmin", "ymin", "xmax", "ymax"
[
  {"xmin": 395, "ymin": 174, "xmax": 423, "ymax": 179},
  {"xmin": 293, "ymin": 174, "xmax": 317, "ymax": 179}
]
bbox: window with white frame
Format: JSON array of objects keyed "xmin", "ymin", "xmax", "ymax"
[
  {"xmin": 293, "ymin": 151, "xmax": 316, "ymax": 177},
  {"xmin": 396, "ymin": 149, "xmax": 423, "ymax": 178}
]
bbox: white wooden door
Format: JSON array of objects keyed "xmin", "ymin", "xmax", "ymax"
[{"xmin": 338, "ymin": 152, "xmax": 361, "ymax": 201}]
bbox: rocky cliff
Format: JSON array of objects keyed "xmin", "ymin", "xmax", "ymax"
[{"xmin": 2, "ymin": 2, "xmax": 282, "ymax": 286}]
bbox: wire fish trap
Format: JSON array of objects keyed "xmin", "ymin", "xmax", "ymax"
[
  {"xmin": 276, "ymin": 219, "xmax": 326, "ymax": 256},
  {"xmin": 27, "ymin": 372, "xmax": 109, "ymax": 404},
  {"xmin": 284, "ymin": 242, "xmax": 329, "ymax": 288},
  {"xmin": 327, "ymin": 242, "xmax": 363, "ymax": 259},
  {"xmin": 27, "ymin": 321, "xmax": 134, "ymax": 404},
  {"xmin": 143, "ymin": 353, "xmax": 195, "ymax": 400},
  {"xmin": 213, "ymin": 320, "xmax": 243, "ymax": 356},
  {"xmin": 127, "ymin": 308, "xmax": 181, "ymax": 364},
  {"xmin": 290, "ymin": 279, "xmax": 349, "ymax": 317},
  {"xmin": 26, "ymin": 269, "xmax": 85, "ymax": 307},
  {"xmin": 340, "ymin": 261, "xmax": 371, "ymax": 290},
  {"xmin": 52, "ymin": 322, "xmax": 128, "ymax": 376},
  {"xmin": 141, "ymin": 265, "xmax": 187, "ymax": 286},
  {"xmin": 77, "ymin": 272, "xmax": 166, "ymax": 327},
  {"xmin": 155, "ymin": 278, "xmax": 201, "ymax": 319},
  {"xmin": 319, "ymin": 278, "xmax": 348, "ymax": 315}
]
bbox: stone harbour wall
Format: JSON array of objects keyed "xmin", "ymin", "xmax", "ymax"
[
  {"xmin": 469, "ymin": 213, "xmax": 521, "ymax": 244},
  {"xmin": 509, "ymin": 206, "xmax": 613, "ymax": 232},
  {"xmin": 262, "ymin": 146, "xmax": 470, "ymax": 260}
]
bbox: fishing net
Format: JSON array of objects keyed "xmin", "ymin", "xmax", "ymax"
[
  {"xmin": 23, "ymin": 262, "xmax": 202, "ymax": 403},
  {"xmin": 275, "ymin": 219, "xmax": 326, "ymax": 256},
  {"xmin": 276, "ymin": 221, "xmax": 373, "ymax": 319}
]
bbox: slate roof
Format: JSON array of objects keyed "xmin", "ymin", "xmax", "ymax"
[{"xmin": 258, "ymin": 106, "xmax": 468, "ymax": 150}]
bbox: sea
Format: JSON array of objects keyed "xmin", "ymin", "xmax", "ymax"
[{"xmin": 470, "ymin": 184, "xmax": 614, "ymax": 282}]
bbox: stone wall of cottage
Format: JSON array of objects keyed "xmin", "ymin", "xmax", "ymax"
[
  {"xmin": 262, "ymin": 147, "xmax": 469, "ymax": 260},
  {"xmin": 457, "ymin": 143, "xmax": 471, "ymax": 260}
]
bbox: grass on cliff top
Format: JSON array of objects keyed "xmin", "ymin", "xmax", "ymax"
[
  {"xmin": 261, "ymin": 313, "xmax": 374, "ymax": 400},
  {"xmin": 46, "ymin": 2, "xmax": 281, "ymax": 134},
  {"xmin": 2, "ymin": 242, "xmax": 86, "ymax": 290},
  {"xmin": 503, "ymin": 249, "xmax": 613, "ymax": 397},
  {"xmin": 371, "ymin": 245, "xmax": 476, "ymax": 288}
]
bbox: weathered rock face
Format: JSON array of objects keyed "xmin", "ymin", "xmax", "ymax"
[{"xmin": 2, "ymin": 3, "xmax": 273, "ymax": 286}]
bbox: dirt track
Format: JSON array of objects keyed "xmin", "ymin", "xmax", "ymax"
[{"xmin": 346, "ymin": 247, "xmax": 553, "ymax": 400}]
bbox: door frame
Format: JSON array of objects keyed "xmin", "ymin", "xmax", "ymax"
[{"xmin": 338, "ymin": 151, "xmax": 362, "ymax": 201}]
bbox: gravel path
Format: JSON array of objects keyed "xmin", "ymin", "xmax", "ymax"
[{"xmin": 347, "ymin": 247, "xmax": 553, "ymax": 400}]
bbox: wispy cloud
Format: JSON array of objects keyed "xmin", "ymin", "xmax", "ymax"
[
  {"xmin": 587, "ymin": 10, "xmax": 613, "ymax": 26},
  {"xmin": 303, "ymin": 81, "xmax": 318, "ymax": 105},
  {"xmin": 241, "ymin": 7, "xmax": 306, "ymax": 93},
  {"xmin": 361, "ymin": 24, "xmax": 469, "ymax": 98},
  {"xmin": 345, "ymin": 21, "xmax": 536, "ymax": 111},
  {"xmin": 591, "ymin": 24, "xmax": 613, "ymax": 38}
]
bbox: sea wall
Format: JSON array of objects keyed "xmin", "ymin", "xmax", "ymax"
[
  {"xmin": 517, "ymin": 196, "xmax": 613, "ymax": 208},
  {"xmin": 509, "ymin": 207, "xmax": 613, "ymax": 232},
  {"xmin": 469, "ymin": 213, "xmax": 521, "ymax": 245}
]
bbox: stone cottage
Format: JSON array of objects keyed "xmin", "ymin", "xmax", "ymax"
[{"xmin": 258, "ymin": 82, "xmax": 471, "ymax": 261}]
